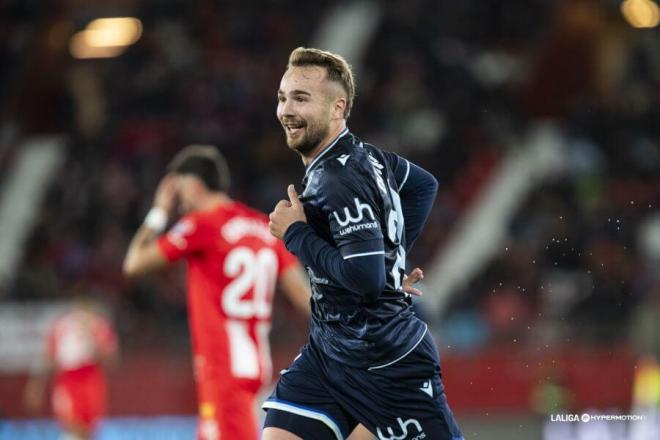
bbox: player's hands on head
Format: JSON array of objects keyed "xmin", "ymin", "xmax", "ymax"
[
  {"xmin": 154, "ymin": 173, "xmax": 178, "ymax": 214},
  {"xmin": 269, "ymin": 184, "xmax": 307, "ymax": 240},
  {"xmin": 403, "ymin": 267, "xmax": 424, "ymax": 296}
]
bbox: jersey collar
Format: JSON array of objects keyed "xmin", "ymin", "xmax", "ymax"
[{"xmin": 304, "ymin": 127, "xmax": 350, "ymax": 177}]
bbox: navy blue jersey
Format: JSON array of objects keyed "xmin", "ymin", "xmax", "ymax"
[{"xmin": 299, "ymin": 128, "xmax": 427, "ymax": 367}]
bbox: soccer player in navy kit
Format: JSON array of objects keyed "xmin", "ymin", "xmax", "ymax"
[{"xmin": 264, "ymin": 47, "xmax": 463, "ymax": 440}]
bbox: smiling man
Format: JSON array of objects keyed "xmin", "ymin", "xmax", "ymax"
[{"xmin": 262, "ymin": 47, "xmax": 464, "ymax": 440}]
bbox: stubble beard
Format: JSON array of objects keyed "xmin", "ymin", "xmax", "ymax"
[{"xmin": 287, "ymin": 119, "xmax": 329, "ymax": 157}]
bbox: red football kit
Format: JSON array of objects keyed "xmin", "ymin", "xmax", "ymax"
[
  {"xmin": 157, "ymin": 201, "xmax": 297, "ymax": 440},
  {"xmin": 46, "ymin": 309, "xmax": 117, "ymax": 431}
]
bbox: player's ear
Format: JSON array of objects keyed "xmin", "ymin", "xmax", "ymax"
[{"xmin": 333, "ymin": 96, "xmax": 347, "ymax": 119}]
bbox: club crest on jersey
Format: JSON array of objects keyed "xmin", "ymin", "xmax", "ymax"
[{"xmin": 332, "ymin": 198, "xmax": 376, "ymax": 227}]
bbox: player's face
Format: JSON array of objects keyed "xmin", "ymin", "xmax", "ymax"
[{"xmin": 277, "ymin": 66, "xmax": 333, "ymax": 155}]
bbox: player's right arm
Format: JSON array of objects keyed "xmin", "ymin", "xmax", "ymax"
[
  {"xmin": 283, "ymin": 222, "xmax": 386, "ymax": 301},
  {"xmin": 270, "ymin": 178, "xmax": 387, "ymax": 302},
  {"xmin": 123, "ymin": 174, "xmax": 177, "ymax": 278},
  {"xmin": 278, "ymin": 263, "xmax": 312, "ymax": 317}
]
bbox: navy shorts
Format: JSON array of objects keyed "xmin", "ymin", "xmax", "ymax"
[{"xmin": 263, "ymin": 330, "xmax": 463, "ymax": 440}]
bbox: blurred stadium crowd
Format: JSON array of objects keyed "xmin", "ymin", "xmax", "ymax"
[{"xmin": 2, "ymin": 0, "xmax": 660, "ymax": 403}]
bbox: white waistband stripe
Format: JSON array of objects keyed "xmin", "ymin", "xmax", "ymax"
[{"xmin": 262, "ymin": 400, "xmax": 344, "ymax": 440}]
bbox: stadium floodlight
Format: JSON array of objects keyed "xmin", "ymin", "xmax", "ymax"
[
  {"xmin": 69, "ymin": 17, "xmax": 143, "ymax": 59},
  {"xmin": 85, "ymin": 17, "xmax": 143, "ymax": 47},
  {"xmin": 621, "ymin": 0, "xmax": 660, "ymax": 28}
]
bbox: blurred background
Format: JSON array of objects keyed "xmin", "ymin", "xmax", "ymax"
[{"xmin": 1, "ymin": 0, "xmax": 660, "ymax": 438}]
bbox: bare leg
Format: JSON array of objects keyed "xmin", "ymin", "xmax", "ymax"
[
  {"xmin": 347, "ymin": 424, "xmax": 376, "ymax": 440},
  {"xmin": 262, "ymin": 427, "xmax": 304, "ymax": 440}
]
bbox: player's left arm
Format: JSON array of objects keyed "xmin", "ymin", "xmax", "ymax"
[
  {"xmin": 398, "ymin": 162, "xmax": 438, "ymax": 251},
  {"xmin": 123, "ymin": 224, "xmax": 169, "ymax": 277},
  {"xmin": 123, "ymin": 174, "xmax": 177, "ymax": 278},
  {"xmin": 123, "ymin": 225, "xmax": 168, "ymax": 278},
  {"xmin": 383, "ymin": 152, "xmax": 439, "ymax": 252}
]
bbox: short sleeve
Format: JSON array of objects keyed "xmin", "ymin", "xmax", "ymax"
[
  {"xmin": 157, "ymin": 215, "xmax": 207, "ymax": 262},
  {"xmin": 321, "ymin": 168, "xmax": 384, "ymax": 259},
  {"xmin": 274, "ymin": 239, "xmax": 298, "ymax": 275}
]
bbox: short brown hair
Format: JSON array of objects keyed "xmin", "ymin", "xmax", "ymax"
[
  {"xmin": 287, "ymin": 47, "xmax": 355, "ymax": 119},
  {"xmin": 167, "ymin": 144, "xmax": 230, "ymax": 192}
]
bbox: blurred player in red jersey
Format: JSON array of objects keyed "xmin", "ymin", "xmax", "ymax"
[
  {"xmin": 24, "ymin": 300, "xmax": 118, "ymax": 440},
  {"xmin": 123, "ymin": 145, "xmax": 311, "ymax": 440}
]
